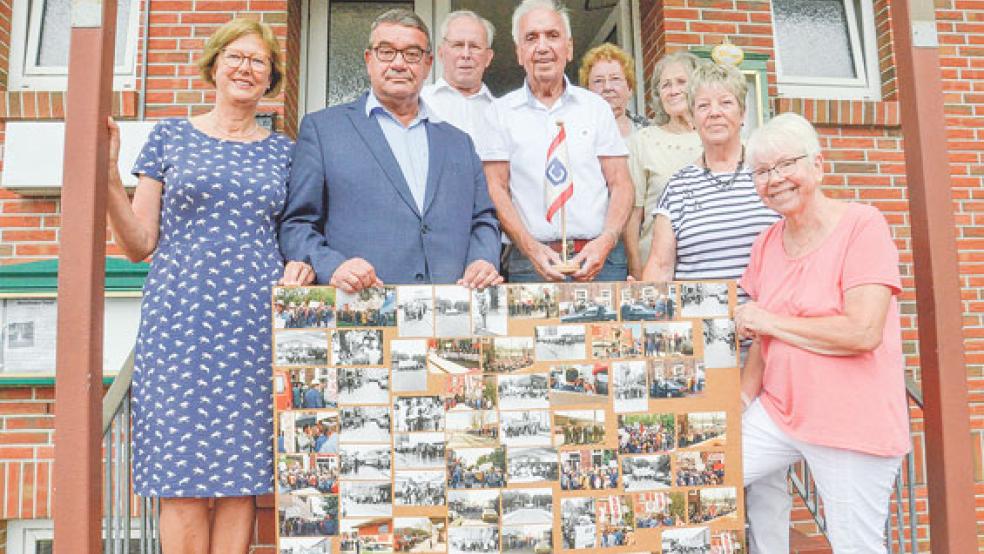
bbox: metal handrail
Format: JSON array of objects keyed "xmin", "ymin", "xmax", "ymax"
[{"xmin": 789, "ymin": 378, "xmax": 926, "ymax": 553}]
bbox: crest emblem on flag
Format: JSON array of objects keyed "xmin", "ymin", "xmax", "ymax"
[{"xmin": 544, "ymin": 122, "xmax": 574, "ymax": 223}]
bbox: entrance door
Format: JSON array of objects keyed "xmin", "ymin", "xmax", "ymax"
[{"xmin": 301, "ymin": 0, "xmax": 643, "ymax": 115}]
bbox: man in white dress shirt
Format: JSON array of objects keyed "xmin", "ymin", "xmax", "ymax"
[
  {"xmin": 480, "ymin": 0, "xmax": 634, "ymax": 282},
  {"xmin": 420, "ymin": 10, "xmax": 496, "ymax": 139}
]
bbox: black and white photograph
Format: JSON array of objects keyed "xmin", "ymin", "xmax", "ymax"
[
  {"xmin": 558, "ymin": 282, "xmax": 617, "ymax": 322},
  {"xmin": 274, "ymin": 287, "xmax": 336, "ymax": 329},
  {"xmin": 650, "ymin": 358, "xmax": 705, "ymax": 399},
  {"xmin": 641, "ymin": 321, "xmax": 694, "ymax": 357},
  {"xmin": 497, "ymin": 373, "xmax": 549, "ymax": 410},
  {"xmin": 560, "ymin": 497, "xmax": 596, "ymax": 549},
  {"xmin": 340, "ymin": 406, "xmax": 391, "ymax": 443},
  {"xmin": 534, "ymin": 324, "xmax": 586, "ymax": 361},
  {"xmin": 501, "ymin": 524, "xmax": 551, "ymax": 554},
  {"xmin": 434, "ymin": 285, "xmax": 472, "ymax": 337},
  {"xmin": 501, "ymin": 488, "xmax": 553, "ymax": 525},
  {"xmin": 507, "ymin": 447, "xmax": 559, "ymax": 484},
  {"xmin": 618, "ymin": 413, "xmax": 676, "ymax": 454},
  {"xmin": 507, "ymin": 284, "xmax": 559, "ymax": 319},
  {"xmin": 678, "ymin": 411, "xmax": 727, "ymax": 449},
  {"xmin": 482, "ymin": 337, "xmax": 534, "ymax": 373},
  {"xmin": 499, "ymin": 410, "xmax": 551, "ymax": 447},
  {"xmin": 394, "ymin": 517, "xmax": 446, "ymax": 553},
  {"xmin": 633, "ymin": 491, "xmax": 686, "ymax": 528},
  {"xmin": 676, "ymin": 451, "xmax": 725, "ymax": 487},
  {"xmin": 277, "ymin": 454, "xmax": 339, "ymax": 495},
  {"xmin": 596, "ymin": 495, "xmax": 635, "ymax": 548},
  {"xmin": 394, "ymin": 432, "xmax": 445, "ymax": 470},
  {"xmin": 688, "ymin": 487, "xmax": 738, "ymax": 523},
  {"xmin": 394, "ymin": 396, "xmax": 445, "ymax": 433},
  {"xmin": 337, "ymin": 367, "xmax": 389, "ymax": 405},
  {"xmin": 339, "ymin": 481, "xmax": 392, "ymax": 517},
  {"xmin": 448, "ymin": 489, "xmax": 500, "ymax": 526},
  {"xmin": 279, "ymin": 537, "xmax": 333, "ymax": 554},
  {"xmin": 680, "ymin": 282, "xmax": 730, "ymax": 318},
  {"xmin": 447, "ymin": 447, "xmax": 506, "ymax": 489},
  {"xmin": 471, "ymin": 285, "xmax": 507, "ymax": 336},
  {"xmin": 397, "ymin": 285, "xmax": 434, "ymax": 338},
  {"xmin": 336, "ymin": 286, "xmax": 397, "ymax": 327},
  {"xmin": 618, "ymin": 282, "xmax": 676, "ymax": 321},
  {"xmin": 394, "ymin": 470, "xmax": 446, "ymax": 506},
  {"xmin": 275, "ymin": 330, "xmax": 329, "ymax": 366},
  {"xmin": 283, "ymin": 367, "xmax": 337, "ymax": 409},
  {"xmin": 428, "ymin": 338, "xmax": 481, "ymax": 375},
  {"xmin": 553, "ymin": 410, "xmax": 605, "ymax": 447},
  {"xmin": 445, "ymin": 373, "xmax": 496, "ymax": 411},
  {"xmin": 612, "ymin": 361, "xmax": 648, "ymax": 413},
  {"xmin": 590, "ymin": 323, "xmax": 642, "ymax": 359},
  {"xmin": 391, "ymin": 339, "xmax": 428, "ymax": 392},
  {"xmin": 279, "ymin": 411, "xmax": 340, "ymax": 455},
  {"xmin": 702, "ymin": 318, "xmax": 737, "ymax": 369},
  {"xmin": 548, "ymin": 364, "xmax": 606, "ymax": 406},
  {"xmin": 560, "ymin": 449, "xmax": 618, "ymax": 491},
  {"xmin": 279, "ymin": 493, "xmax": 339, "ymax": 537},
  {"xmin": 340, "ymin": 444, "xmax": 392, "ymax": 480},
  {"xmin": 448, "ymin": 526, "xmax": 498, "ymax": 554},
  {"xmin": 446, "ymin": 410, "xmax": 499, "ymax": 448},
  {"xmin": 662, "ymin": 526, "xmax": 711, "ymax": 554},
  {"xmin": 339, "ymin": 519, "xmax": 393, "ymax": 554},
  {"xmin": 332, "ymin": 329, "xmax": 383, "ymax": 366},
  {"xmin": 621, "ymin": 454, "xmax": 672, "ymax": 491}
]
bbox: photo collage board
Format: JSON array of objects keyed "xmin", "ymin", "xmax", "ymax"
[{"xmin": 272, "ymin": 281, "xmax": 745, "ymax": 554}]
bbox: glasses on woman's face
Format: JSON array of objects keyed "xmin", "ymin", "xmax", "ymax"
[
  {"xmin": 371, "ymin": 44, "xmax": 429, "ymax": 64},
  {"xmin": 221, "ymin": 49, "xmax": 270, "ymax": 73},
  {"xmin": 751, "ymin": 155, "xmax": 808, "ymax": 184}
]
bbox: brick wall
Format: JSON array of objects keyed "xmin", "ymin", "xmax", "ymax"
[{"xmin": 0, "ymin": 387, "xmax": 53, "ymax": 520}]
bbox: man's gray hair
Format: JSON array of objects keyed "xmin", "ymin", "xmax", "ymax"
[
  {"xmin": 370, "ymin": 8, "xmax": 432, "ymax": 50},
  {"xmin": 746, "ymin": 112, "xmax": 822, "ymax": 167},
  {"xmin": 440, "ymin": 10, "xmax": 495, "ymax": 48},
  {"xmin": 511, "ymin": 0, "xmax": 572, "ymax": 44}
]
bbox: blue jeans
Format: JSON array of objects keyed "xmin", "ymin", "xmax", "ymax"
[{"xmin": 506, "ymin": 241, "xmax": 628, "ymax": 282}]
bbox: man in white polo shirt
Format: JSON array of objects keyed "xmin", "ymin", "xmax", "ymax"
[
  {"xmin": 420, "ymin": 10, "xmax": 496, "ymax": 139},
  {"xmin": 480, "ymin": 0, "xmax": 634, "ymax": 282}
]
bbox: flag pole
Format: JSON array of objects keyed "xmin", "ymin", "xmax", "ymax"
[{"xmin": 561, "ymin": 196, "xmax": 568, "ymax": 266}]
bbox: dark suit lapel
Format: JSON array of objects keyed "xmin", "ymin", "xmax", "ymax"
[
  {"xmin": 422, "ymin": 120, "xmax": 444, "ymax": 216},
  {"xmin": 346, "ymin": 96, "xmax": 421, "ymax": 218}
]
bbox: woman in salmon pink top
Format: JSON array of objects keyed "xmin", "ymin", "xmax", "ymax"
[{"xmin": 735, "ymin": 113, "xmax": 911, "ymax": 554}]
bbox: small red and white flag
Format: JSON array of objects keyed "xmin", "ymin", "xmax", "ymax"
[{"xmin": 544, "ymin": 122, "xmax": 574, "ymax": 223}]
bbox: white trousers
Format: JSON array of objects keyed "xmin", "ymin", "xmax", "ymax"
[{"xmin": 743, "ymin": 399, "xmax": 903, "ymax": 554}]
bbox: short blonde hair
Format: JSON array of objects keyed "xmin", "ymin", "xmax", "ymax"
[
  {"xmin": 578, "ymin": 43, "xmax": 636, "ymax": 92},
  {"xmin": 746, "ymin": 112, "xmax": 822, "ymax": 167},
  {"xmin": 687, "ymin": 62, "xmax": 747, "ymax": 116},
  {"xmin": 197, "ymin": 18, "xmax": 284, "ymax": 97},
  {"xmin": 649, "ymin": 51, "xmax": 702, "ymax": 125}
]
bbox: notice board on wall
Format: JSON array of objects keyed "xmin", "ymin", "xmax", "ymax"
[{"xmin": 272, "ymin": 281, "xmax": 745, "ymax": 554}]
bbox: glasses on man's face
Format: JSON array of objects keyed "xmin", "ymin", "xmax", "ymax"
[
  {"xmin": 444, "ymin": 40, "xmax": 485, "ymax": 55},
  {"xmin": 751, "ymin": 155, "xmax": 808, "ymax": 184},
  {"xmin": 221, "ymin": 50, "xmax": 270, "ymax": 73},
  {"xmin": 371, "ymin": 44, "xmax": 429, "ymax": 64}
]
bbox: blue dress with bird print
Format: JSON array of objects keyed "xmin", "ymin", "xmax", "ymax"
[{"xmin": 130, "ymin": 118, "xmax": 292, "ymax": 497}]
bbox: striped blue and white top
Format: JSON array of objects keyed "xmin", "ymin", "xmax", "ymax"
[{"xmin": 654, "ymin": 163, "xmax": 780, "ymax": 301}]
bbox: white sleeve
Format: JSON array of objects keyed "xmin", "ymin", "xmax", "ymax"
[
  {"xmin": 594, "ymin": 97, "xmax": 629, "ymax": 157},
  {"xmin": 475, "ymin": 101, "xmax": 509, "ymax": 162}
]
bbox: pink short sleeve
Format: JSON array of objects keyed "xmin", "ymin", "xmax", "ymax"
[
  {"xmin": 841, "ymin": 205, "xmax": 902, "ymax": 295},
  {"xmin": 739, "ymin": 225, "xmax": 774, "ymax": 301}
]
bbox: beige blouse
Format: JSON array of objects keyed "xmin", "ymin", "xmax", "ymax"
[{"xmin": 627, "ymin": 125, "xmax": 703, "ymax": 262}]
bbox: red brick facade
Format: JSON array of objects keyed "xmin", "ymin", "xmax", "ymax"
[{"xmin": 0, "ymin": 0, "xmax": 980, "ymax": 551}]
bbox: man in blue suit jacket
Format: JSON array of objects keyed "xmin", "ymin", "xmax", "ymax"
[{"xmin": 279, "ymin": 8, "xmax": 501, "ymax": 291}]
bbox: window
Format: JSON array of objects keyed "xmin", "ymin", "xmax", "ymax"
[
  {"xmin": 8, "ymin": 0, "xmax": 142, "ymax": 90},
  {"xmin": 772, "ymin": 0, "xmax": 880, "ymax": 100}
]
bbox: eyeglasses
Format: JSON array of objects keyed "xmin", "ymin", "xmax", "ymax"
[
  {"xmin": 370, "ymin": 44, "xmax": 429, "ymax": 64},
  {"xmin": 220, "ymin": 50, "xmax": 270, "ymax": 73},
  {"xmin": 589, "ymin": 75, "xmax": 627, "ymax": 89},
  {"xmin": 751, "ymin": 155, "xmax": 808, "ymax": 184},
  {"xmin": 444, "ymin": 40, "xmax": 486, "ymax": 54}
]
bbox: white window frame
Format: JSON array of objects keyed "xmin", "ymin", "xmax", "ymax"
[
  {"xmin": 8, "ymin": 0, "xmax": 142, "ymax": 91},
  {"xmin": 6, "ymin": 519, "xmax": 143, "ymax": 554},
  {"xmin": 772, "ymin": 0, "xmax": 881, "ymax": 101}
]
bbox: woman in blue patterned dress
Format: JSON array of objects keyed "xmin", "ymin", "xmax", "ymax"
[{"xmin": 106, "ymin": 19, "xmax": 296, "ymax": 553}]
